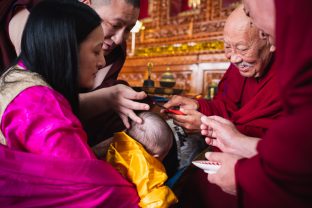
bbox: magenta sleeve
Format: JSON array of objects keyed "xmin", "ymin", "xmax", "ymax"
[{"xmin": 1, "ymin": 86, "xmax": 96, "ymax": 159}]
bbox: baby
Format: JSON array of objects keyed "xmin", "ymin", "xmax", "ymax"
[{"xmin": 106, "ymin": 111, "xmax": 178, "ymax": 208}]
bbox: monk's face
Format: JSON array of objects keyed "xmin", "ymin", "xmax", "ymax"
[
  {"xmin": 224, "ymin": 6, "xmax": 274, "ymax": 78},
  {"xmin": 92, "ymin": 0, "xmax": 139, "ymax": 55},
  {"xmin": 243, "ymin": 0, "xmax": 276, "ymax": 42}
]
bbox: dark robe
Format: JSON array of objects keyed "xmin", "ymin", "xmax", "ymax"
[
  {"xmin": 198, "ymin": 60, "xmax": 283, "ymax": 138},
  {"xmin": 236, "ymin": 0, "xmax": 312, "ymax": 207},
  {"xmin": 0, "ymin": 0, "xmax": 39, "ymax": 73}
]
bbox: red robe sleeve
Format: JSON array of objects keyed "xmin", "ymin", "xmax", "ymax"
[
  {"xmin": 236, "ymin": 108, "xmax": 312, "ymax": 207},
  {"xmin": 197, "ymin": 63, "xmax": 283, "ymax": 138},
  {"xmin": 197, "ymin": 64, "xmax": 244, "ymax": 119},
  {"xmin": 235, "ymin": 0, "xmax": 312, "ymax": 206}
]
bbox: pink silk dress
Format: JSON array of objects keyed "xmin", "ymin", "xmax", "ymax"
[{"xmin": 0, "ymin": 82, "xmax": 139, "ymax": 207}]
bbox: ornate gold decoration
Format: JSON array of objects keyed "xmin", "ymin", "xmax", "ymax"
[{"xmin": 134, "ymin": 40, "xmax": 224, "ymax": 57}]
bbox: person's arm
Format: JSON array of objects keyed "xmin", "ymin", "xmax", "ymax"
[
  {"xmin": 79, "ymin": 84, "xmax": 150, "ymax": 128},
  {"xmin": 2, "ymin": 86, "xmax": 96, "ymax": 159},
  {"xmin": 201, "ymin": 115, "xmax": 260, "ymax": 158},
  {"xmin": 163, "ymin": 65, "xmax": 242, "ymax": 132}
]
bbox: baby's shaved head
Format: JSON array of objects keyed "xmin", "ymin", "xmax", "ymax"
[{"xmin": 127, "ymin": 112, "xmax": 173, "ymax": 160}]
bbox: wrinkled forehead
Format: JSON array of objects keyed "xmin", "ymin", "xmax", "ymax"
[{"xmin": 224, "ymin": 24, "xmax": 258, "ymax": 45}]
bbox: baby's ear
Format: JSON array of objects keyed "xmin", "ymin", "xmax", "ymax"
[
  {"xmin": 153, "ymin": 154, "xmax": 159, "ymax": 158},
  {"xmin": 81, "ymin": 0, "xmax": 91, "ymax": 6}
]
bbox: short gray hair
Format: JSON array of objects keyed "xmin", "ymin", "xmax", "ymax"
[{"xmin": 91, "ymin": 0, "xmax": 140, "ymax": 8}]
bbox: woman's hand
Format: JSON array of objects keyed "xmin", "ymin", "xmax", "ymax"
[
  {"xmin": 201, "ymin": 116, "xmax": 260, "ymax": 158},
  {"xmin": 205, "ymin": 151, "xmax": 242, "ymax": 195},
  {"xmin": 108, "ymin": 84, "xmax": 150, "ymax": 128},
  {"xmin": 79, "ymin": 84, "xmax": 150, "ymax": 128}
]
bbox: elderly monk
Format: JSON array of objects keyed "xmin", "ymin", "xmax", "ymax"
[
  {"xmin": 200, "ymin": 0, "xmax": 312, "ymax": 207},
  {"xmin": 172, "ymin": 5, "xmax": 283, "ymax": 208},
  {"xmin": 0, "ymin": 0, "xmax": 150, "ymax": 146},
  {"xmin": 164, "ymin": 4, "xmax": 282, "ymax": 138}
]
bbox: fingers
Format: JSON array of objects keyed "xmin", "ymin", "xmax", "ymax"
[
  {"xmin": 128, "ymin": 90, "xmax": 148, "ymax": 100},
  {"xmin": 200, "ymin": 119, "xmax": 216, "ymax": 138},
  {"xmin": 164, "ymin": 95, "xmax": 197, "ymax": 109},
  {"xmin": 116, "ymin": 84, "xmax": 148, "ymax": 100},
  {"xmin": 126, "ymin": 110, "xmax": 143, "ymax": 124},
  {"xmin": 201, "ymin": 116, "xmax": 223, "ymax": 132},
  {"xmin": 205, "ymin": 152, "xmax": 223, "ymax": 163},
  {"xmin": 119, "ymin": 97, "xmax": 150, "ymax": 111},
  {"xmin": 118, "ymin": 106, "xmax": 143, "ymax": 126},
  {"xmin": 169, "ymin": 110, "xmax": 201, "ymax": 131},
  {"xmin": 205, "ymin": 137, "xmax": 214, "ymax": 146},
  {"xmin": 207, "ymin": 115, "xmax": 231, "ymax": 125},
  {"xmin": 163, "ymin": 95, "xmax": 183, "ymax": 109},
  {"xmin": 205, "ymin": 152, "xmax": 224, "ymax": 184},
  {"xmin": 119, "ymin": 114, "xmax": 130, "ymax": 129}
]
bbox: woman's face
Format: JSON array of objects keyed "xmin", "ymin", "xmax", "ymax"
[
  {"xmin": 78, "ymin": 26, "xmax": 105, "ymax": 89},
  {"xmin": 243, "ymin": 0, "xmax": 276, "ymax": 42}
]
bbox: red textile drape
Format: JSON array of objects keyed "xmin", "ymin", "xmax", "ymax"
[
  {"xmin": 236, "ymin": 0, "xmax": 312, "ymax": 207},
  {"xmin": 139, "ymin": 0, "xmax": 149, "ymax": 19},
  {"xmin": 170, "ymin": 0, "xmax": 191, "ymax": 17}
]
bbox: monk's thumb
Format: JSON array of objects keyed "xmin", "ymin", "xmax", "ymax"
[
  {"xmin": 205, "ymin": 152, "xmax": 222, "ymax": 163},
  {"xmin": 201, "ymin": 116, "xmax": 219, "ymax": 129}
]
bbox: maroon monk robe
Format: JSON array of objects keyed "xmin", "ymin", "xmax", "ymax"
[
  {"xmin": 198, "ymin": 61, "xmax": 283, "ymax": 138},
  {"xmin": 176, "ymin": 59, "xmax": 283, "ymax": 207},
  {"xmin": 0, "ymin": 0, "xmax": 39, "ymax": 73},
  {"xmin": 236, "ymin": 0, "xmax": 312, "ymax": 207}
]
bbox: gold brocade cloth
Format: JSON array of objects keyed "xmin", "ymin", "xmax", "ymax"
[{"xmin": 106, "ymin": 132, "xmax": 178, "ymax": 208}]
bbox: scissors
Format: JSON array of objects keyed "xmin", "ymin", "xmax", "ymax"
[{"xmin": 153, "ymin": 101, "xmax": 186, "ymax": 115}]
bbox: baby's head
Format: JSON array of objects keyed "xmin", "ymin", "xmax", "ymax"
[{"xmin": 127, "ymin": 111, "xmax": 173, "ymax": 161}]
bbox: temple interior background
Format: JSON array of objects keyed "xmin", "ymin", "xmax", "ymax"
[{"xmin": 119, "ymin": 0, "xmax": 240, "ymax": 98}]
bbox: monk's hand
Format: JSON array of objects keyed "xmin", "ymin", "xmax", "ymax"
[
  {"xmin": 200, "ymin": 115, "xmax": 243, "ymax": 154},
  {"xmin": 111, "ymin": 84, "xmax": 150, "ymax": 128},
  {"xmin": 170, "ymin": 108, "xmax": 203, "ymax": 133},
  {"xmin": 163, "ymin": 95, "xmax": 199, "ymax": 112},
  {"xmin": 205, "ymin": 152, "xmax": 242, "ymax": 195}
]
